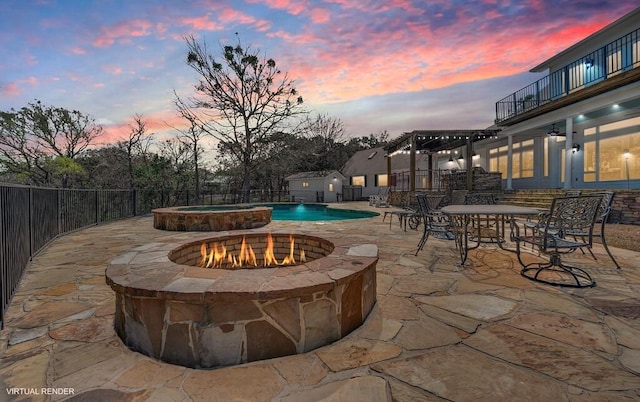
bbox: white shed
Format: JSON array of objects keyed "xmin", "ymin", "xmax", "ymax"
[{"xmin": 286, "ymin": 170, "xmax": 346, "ymax": 203}]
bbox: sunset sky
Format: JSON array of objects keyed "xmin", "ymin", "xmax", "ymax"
[{"xmin": 1, "ymin": 1, "xmax": 638, "ymax": 147}]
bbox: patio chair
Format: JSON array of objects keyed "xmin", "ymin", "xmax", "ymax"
[
  {"xmin": 511, "ymin": 195, "xmax": 602, "ymax": 288},
  {"xmin": 449, "ymin": 189, "xmax": 468, "ymax": 205},
  {"xmin": 415, "ymin": 193, "xmax": 452, "ymax": 255},
  {"xmin": 463, "ymin": 193, "xmax": 499, "ymax": 242},
  {"xmin": 408, "ymin": 193, "xmax": 444, "ymax": 230},
  {"xmin": 370, "ymin": 187, "xmax": 389, "ymax": 207},
  {"xmin": 521, "ymin": 190, "xmax": 581, "ymax": 238},
  {"xmin": 564, "ymin": 191, "xmax": 620, "ymax": 269}
]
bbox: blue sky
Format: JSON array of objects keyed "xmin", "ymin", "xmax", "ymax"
[{"xmin": 1, "ymin": 1, "xmax": 637, "ymax": 145}]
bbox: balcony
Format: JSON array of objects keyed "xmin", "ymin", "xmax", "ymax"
[{"xmin": 496, "ymin": 28, "xmax": 640, "ymax": 125}]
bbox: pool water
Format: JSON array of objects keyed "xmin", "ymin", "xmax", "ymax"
[
  {"xmin": 177, "ymin": 203, "xmax": 378, "ymax": 221},
  {"xmin": 266, "ymin": 204, "xmax": 378, "ymax": 221}
]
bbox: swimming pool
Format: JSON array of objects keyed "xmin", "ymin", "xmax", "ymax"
[
  {"xmin": 265, "ymin": 203, "xmax": 378, "ymax": 221},
  {"xmin": 175, "ymin": 203, "xmax": 378, "ymax": 221}
]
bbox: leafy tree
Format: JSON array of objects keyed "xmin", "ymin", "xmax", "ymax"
[
  {"xmin": 176, "ymin": 34, "xmax": 305, "ymax": 202},
  {"xmin": 0, "ymin": 100, "xmax": 102, "ymax": 186}
]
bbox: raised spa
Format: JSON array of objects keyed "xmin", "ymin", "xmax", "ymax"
[
  {"xmin": 106, "ymin": 231, "xmax": 377, "ymax": 369},
  {"xmin": 152, "ymin": 205, "xmax": 272, "ymax": 231}
]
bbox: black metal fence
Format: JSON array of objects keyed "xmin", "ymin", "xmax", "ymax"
[
  {"xmin": 0, "ymin": 184, "xmax": 293, "ymax": 328},
  {"xmin": 0, "ymin": 184, "xmax": 135, "ymax": 329}
]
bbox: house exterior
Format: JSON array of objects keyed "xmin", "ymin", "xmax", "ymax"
[
  {"xmin": 472, "ymin": 7, "xmax": 640, "ymax": 191},
  {"xmin": 286, "ymin": 170, "xmax": 345, "ymax": 202},
  {"xmin": 341, "ymin": 147, "xmax": 416, "ymax": 198}
]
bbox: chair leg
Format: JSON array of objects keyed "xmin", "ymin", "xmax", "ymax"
[
  {"xmin": 600, "ymin": 235, "xmax": 621, "ymax": 269},
  {"xmin": 415, "ymin": 229, "xmax": 430, "ymax": 256},
  {"xmin": 519, "ymin": 252, "xmax": 596, "ymax": 288}
]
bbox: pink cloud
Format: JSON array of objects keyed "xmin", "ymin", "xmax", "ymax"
[
  {"xmin": 92, "ymin": 19, "xmax": 153, "ymax": 48},
  {"xmin": 180, "ymin": 14, "xmax": 219, "ymax": 31},
  {"xmin": 102, "ymin": 65, "xmax": 123, "ymax": 75},
  {"xmin": 218, "ymin": 7, "xmax": 272, "ymax": 31},
  {"xmin": 309, "ymin": 8, "xmax": 330, "ymax": 23},
  {"xmin": 1, "ymin": 82, "xmax": 20, "ymax": 97},
  {"xmin": 248, "ymin": 0, "xmax": 308, "ymax": 15},
  {"xmin": 100, "ymin": 110, "xmax": 189, "ymax": 146}
]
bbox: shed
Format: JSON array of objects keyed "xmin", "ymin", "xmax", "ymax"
[{"xmin": 286, "ymin": 170, "xmax": 346, "ymax": 203}]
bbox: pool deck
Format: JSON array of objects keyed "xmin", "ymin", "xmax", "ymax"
[{"xmin": 1, "ymin": 202, "xmax": 640, "ymax": 401}]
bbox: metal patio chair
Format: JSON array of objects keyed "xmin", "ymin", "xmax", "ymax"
[
  {"xmin": 511, "ymin": 195, "xmax": 602, "ymax": 288},
  {"xmin": 564, "ymin": 191, "xmax": 620, "ymax": 269},
  {"xmin": 414, "ymin": 193, "xmax": 452, "ymax": 255}
]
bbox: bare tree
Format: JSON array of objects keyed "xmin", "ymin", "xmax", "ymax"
[
  {"xmin": 176, "ymin": 34, "xmax": 305, "ymax": 202},
  {"xmin": 118, "ymin": 114, "xmax": 154, "ymax": 189},
  {"xmin": 171, "ymin": 106, "xmax": 205, "ymax": 203}
]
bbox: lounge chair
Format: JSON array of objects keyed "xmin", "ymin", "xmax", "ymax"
[{"xmin": 369, "ymin": 187, "xmax": 390, "ymax": 207}]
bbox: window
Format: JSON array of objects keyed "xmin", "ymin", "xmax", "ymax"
[
  {"xmin": 489, "ymin": 141, "xmax": 533, "ymax": 178},
  {"xmin": 351, "ymin": 176, "xmax": 366, "ymax": 187},
  {"xmin": 376, "ymin": 174, "xmax": 388, "ymax": 187},
  {"xmin": 328, "ymin": 183, "xmax": 334, "ymax": 192},
  {"xmin": 302, "ymin": 182, "xmax": 309, "ymax": 188},
  {"xmin": 543, "ymin": 137, "xmax": 549, "ymax": 177},
  {"xmin": 582, "ymin": 116, "xmax": 640, "ymax": 182}
]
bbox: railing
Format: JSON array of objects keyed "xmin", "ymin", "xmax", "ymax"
[
  {"xmin": 0, "ymin": 184, "xmax": 294, "ymax": 328},
  {"xmin": 390, "ymin": 169, "xmax": 453, "ymax": 192},
  {"xmin": 0, "ymin": 185, "xmax": 135, "ymax": 329},
  {"xmin": 496, "ymin": 27, "xmax": 640, "ymax": 123}
]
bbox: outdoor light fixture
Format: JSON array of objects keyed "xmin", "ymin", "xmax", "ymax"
[
  {"xmin": 472, "ymin": 152, "xmax": 479, "ymax": 159},
  {"xmin": 585, "ymin": 58, "xmax": 593, "ymax": 68},
  {"xmin": 458, "ymin": 154, "xmax": 464, "ymax": 161},
  {"xmin": 572, "ymin": 143, "xmax": 581, "ymax": 153},
  {"xmin": 448, "ymin": 154, "xmax": 454, "ymax": 162}
]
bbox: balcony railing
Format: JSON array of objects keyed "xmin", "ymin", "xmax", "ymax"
[{"xmin": 496, "ymin": 27, "xmax": 640, "ymax": 124}]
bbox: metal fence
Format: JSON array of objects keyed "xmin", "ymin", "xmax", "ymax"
[
  {"xmin": 0, "ymin": 184, "xmax": 292, "ymax": 328},
  {"xmin": 0, "ymin": 184, "xmax": 135, "ymax": 329}
]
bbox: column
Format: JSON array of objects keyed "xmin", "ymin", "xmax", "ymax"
[
  {"xmin": 506, "ymin": 134, "xmax": 513, "ymax": 190},
  {"xmin": 564, "ymin": 117, "xmax": 573, "ymax": 189}
]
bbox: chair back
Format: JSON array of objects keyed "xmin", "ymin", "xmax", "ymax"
[
  {"xmin": 415, "ymin": 193, "xmax": 431, "ymax": 217},
  {"xmin": 590, "ymin": 191, "xmax": 615, "ymax": 224},
  {"xmin": 449, "ymin": 190, "xmax": 468, "ymax": 205},
  {"xmin": 416, "ymin": 194, "xmax": 443, "ymax": 216},
  {"xmin": 543, "ymin": 195, "xmax": 602, "ymax": 242},
  {"xmin": 464, "ymin": 193, "xmax": 496, "ymax": 205},
  {"xmin": 563, "ymin": 190, "xmax": 582, "ymax": 197}
]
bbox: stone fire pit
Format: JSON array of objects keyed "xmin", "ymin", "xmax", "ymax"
[{"xmin": 105, "ymin": 230, "xmax": 377, "ymax": 369}]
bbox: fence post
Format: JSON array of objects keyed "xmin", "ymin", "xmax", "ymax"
[
  {"xmin": 132, "ymin": 190, "xmax": 137, "ymax": 217},
  {"xmin": 95, "ymin": 190, "xmax": 99, "ymax": 224}
]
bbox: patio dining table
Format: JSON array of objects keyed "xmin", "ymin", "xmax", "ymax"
[{"xmin": 441, "ymin": 204, "xmax": 541, "ymax": 265}]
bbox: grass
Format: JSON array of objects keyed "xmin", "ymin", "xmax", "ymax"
[{"xmin": 603, "ymin": 224, "xmax": 640, "ymax": 252}]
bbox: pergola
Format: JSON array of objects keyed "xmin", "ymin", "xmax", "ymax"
[{"xmin": 383, "ymin": 129, "xmax": 502, "ymax": 191}]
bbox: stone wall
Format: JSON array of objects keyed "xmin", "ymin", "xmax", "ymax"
[
  {"xmin": 610, "ymin": 190, "xmax": 640, "ymax": 225},
  {"xmin": 153, "ymin": 206, "xmax": 272, "ymax": 231}
]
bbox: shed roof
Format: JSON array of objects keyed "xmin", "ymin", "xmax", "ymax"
[
  {"xmin": 341, "ymin": 147, "xmax": 411, "ymax": 176},
  {"xmin": 285, "ymin": 170, "xmax": 345, "ymax": 180}
]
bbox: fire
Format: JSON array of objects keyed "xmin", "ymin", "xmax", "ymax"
[{"xmin": 200, "ymin": 234, "xmax": 307, "ymax": 269}]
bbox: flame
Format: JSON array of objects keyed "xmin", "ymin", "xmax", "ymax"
[{"xmin": 200, "ymin": 234, "xmax": 306, "ymax": 269}]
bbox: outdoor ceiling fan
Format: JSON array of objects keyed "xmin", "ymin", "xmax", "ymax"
[{"xmin": 547, "ymin": 124, "xmax": 563, "ymax": 137}]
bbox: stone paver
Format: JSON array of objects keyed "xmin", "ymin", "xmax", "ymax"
[{"xmin": 1, "ymin": 204, "xmax": 639, "ymax": 401}]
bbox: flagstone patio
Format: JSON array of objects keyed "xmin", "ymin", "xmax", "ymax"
[{"xmin": 1, "ymin": 202, "xmax": 639, "ymax": 401}]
